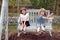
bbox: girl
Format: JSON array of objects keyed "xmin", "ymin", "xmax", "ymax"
[
  {"xmin": 20, "ymin": 7, "xmax": 30, "ymax": 31},
  {"xmin": 37, "ymin": 8, "xmax": 48, "ymax": 32}
]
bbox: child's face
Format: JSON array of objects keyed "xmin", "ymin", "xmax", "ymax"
[
  {"xmin": 22, "ymin": 10, "xmax": 26, "ymax": 15},
  {"xmin": 40, "ymin": 11, "xmax": 44, "ymax": 15}
]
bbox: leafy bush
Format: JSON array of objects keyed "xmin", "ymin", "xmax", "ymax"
[{"xmin": 30, "ymin": 0, "xmax": 56, "ymax": 10}]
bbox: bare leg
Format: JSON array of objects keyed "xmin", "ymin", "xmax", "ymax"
[
  {"xmin": 17, "ymin": 31, "xmax": 21, "ymax": 37},
  {"xmin": 37, "ymin": 27, "xmax": 40, "ymax": 32},
  {"xmin": 48, "ymin": 30, "xmax": 52, "ymax": 36},
  {"xmin": 21, "ymin": 23, "xmax": 24, "ymax": 30},
  {"xmin": 36, "ymin": 27, "xmax": 42, "ymax": 35},
  {"xmin": 23, "ymin": 22, "xmax": 26, "ymax": 31},
  {"xmin": 41, "ymin": 25, "xmax": 45, "ymax": 31}
]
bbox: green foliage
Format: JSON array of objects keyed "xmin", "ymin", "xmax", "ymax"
[
  {"xmin": 30, "ymin": 0, "xmax": 38, "ymax": 8},
  {"xmin": 9, "ymin": 0, "xmax": 17, "ymax": 8},
  {"xmin": 8, "ymin": 24, "xmax": 17, "ymax": 32},
  {"xmin": 30, "ymin": 0, "xmax": 56, "ymax": 10}
]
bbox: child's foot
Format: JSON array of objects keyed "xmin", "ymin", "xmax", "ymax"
[
  {"xmin": 37, "ymin": 30, "xmax": 39, "ymax": 32},
  {"xmin": 23, "ymin": 31, "xmax": 26, "ymax": 34},
  {"xmin": 22, "ymin": 29, "xmax": 26, "ymax": 34},
  {"xmin": 36, "ymin": 32, "xmax": 41, "ymax": 35}
]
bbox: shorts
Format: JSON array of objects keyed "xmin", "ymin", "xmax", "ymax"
[
  {"xmin": 22, "ymin": 21, "xmax": 30, "ymax": 27},
  {"xmin": 37, "ymin": 23, "xmax": 44, "ymax": 27}
]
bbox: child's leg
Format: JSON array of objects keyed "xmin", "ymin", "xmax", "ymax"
[
  {"xmin": 41, "ymin": 25, "xmax": 45, "ymax": 31},
  {"xmin": 37, "ymin": 24, "xmax": 40, "ymax": 32},
  {"xmin": 37, "ymin": 27, "xmax": 40, "ymax": 32},
  {"xmin": 48, "ymin": 30, "xmax": 52, "ymax": 36},
  {"xmin": 21, "ymin": 22, "xmax": 24, "ymax": 30},
  {"xmin": 23, "ymin": 22, "xmax": 26, "ymax": 31},
  {"xmin": 23, "ymin": 25, "xmax": 26, "ymax": 31}
]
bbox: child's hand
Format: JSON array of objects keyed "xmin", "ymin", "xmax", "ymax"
[{"xmin": 48, "ymin": 17, "xmax": 54, "ymax": 20}]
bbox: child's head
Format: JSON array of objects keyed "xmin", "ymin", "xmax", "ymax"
[
  {"xmin": 39, "ymin": 8, "xmax": 47, "ymax": 16},
  {"xmin": 20, "ymin": 7, "xmax": 26, "ymax": 15}
]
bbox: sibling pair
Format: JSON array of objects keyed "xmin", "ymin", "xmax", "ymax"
[{"xmin": 19, "ymin": 7, "xmax": 53, "ymax": 33}]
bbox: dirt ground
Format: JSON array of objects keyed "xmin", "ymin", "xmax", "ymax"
[
  {"xmin": 2, "ymin": 30, "xmax": 60, "ymax": 40},
  {"xmin": 7, "ymin": 31, "xmax": 60, "ymax": 40}
]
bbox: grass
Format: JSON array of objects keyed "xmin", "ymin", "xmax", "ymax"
[
  {"xmin": 52, "ymin": 23, "xmax": 60, "ymax": 29},
  {"xmin": 7, "ymin": 23, "xmax": 60, "ymax": 33},
  {"xmin": 8, "ymin": 24, "xmax": 18, "ymax": 32},
  {"xmin": 2, "ymin": 24, "xmax": 17, "ymax": 33}
]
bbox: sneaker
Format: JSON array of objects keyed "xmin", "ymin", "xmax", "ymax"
[{"xmin": 23, "ymin": 31, "xmax": 26, "ymax": 34}]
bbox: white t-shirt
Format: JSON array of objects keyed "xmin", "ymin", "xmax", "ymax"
[{"xmin": 20, "ymin": 13, "xmax": 29, "ymax": 21}]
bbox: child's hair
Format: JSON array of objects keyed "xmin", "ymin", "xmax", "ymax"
[
  {"xmin": 39, "ymin": 8, "xmax": 47, "ymax": 17},
  {"xmin": 20, "ymin": 7, "xmax": 26, "ymax": 14}
]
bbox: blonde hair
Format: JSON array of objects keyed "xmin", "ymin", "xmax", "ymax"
[
  {"xmin": 39, "ymin": 8, "xmax": 46, "ymax": 13},
  {"xmin": 39, "ymin": 8, "xmax": 47, "ymax": 16}
]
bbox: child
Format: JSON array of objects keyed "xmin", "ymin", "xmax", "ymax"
[
  {"xmin": 20, "ymin": 7, "xmax": 30, "ymax": 31},
  {"xmin": 37, "ymin": 8, "xmax": 48, "ymax": 32}
]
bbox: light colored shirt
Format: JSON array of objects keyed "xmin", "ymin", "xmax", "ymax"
[{"xmin": 20, "ymin": 13, "xmax": 29, "ymax": 21}]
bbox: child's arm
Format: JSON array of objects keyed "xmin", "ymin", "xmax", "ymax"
[
  {"xmin": 43, "ymin": 16, "xmax": 48, "ymax": 19},
  {"xmin": 48, "ymin": 13, "xmax": 53, "ymax": 17},
  {"xmin": 48, "ymin": 13, "xmax": 54, "ymax": 20},
  {"xmin": 43, "ymin": 16, "xmax": 54, "ymax": 20},
  {"xmin": 48, "ymin": 17, "xmax": 54, "ymax": 20}
]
